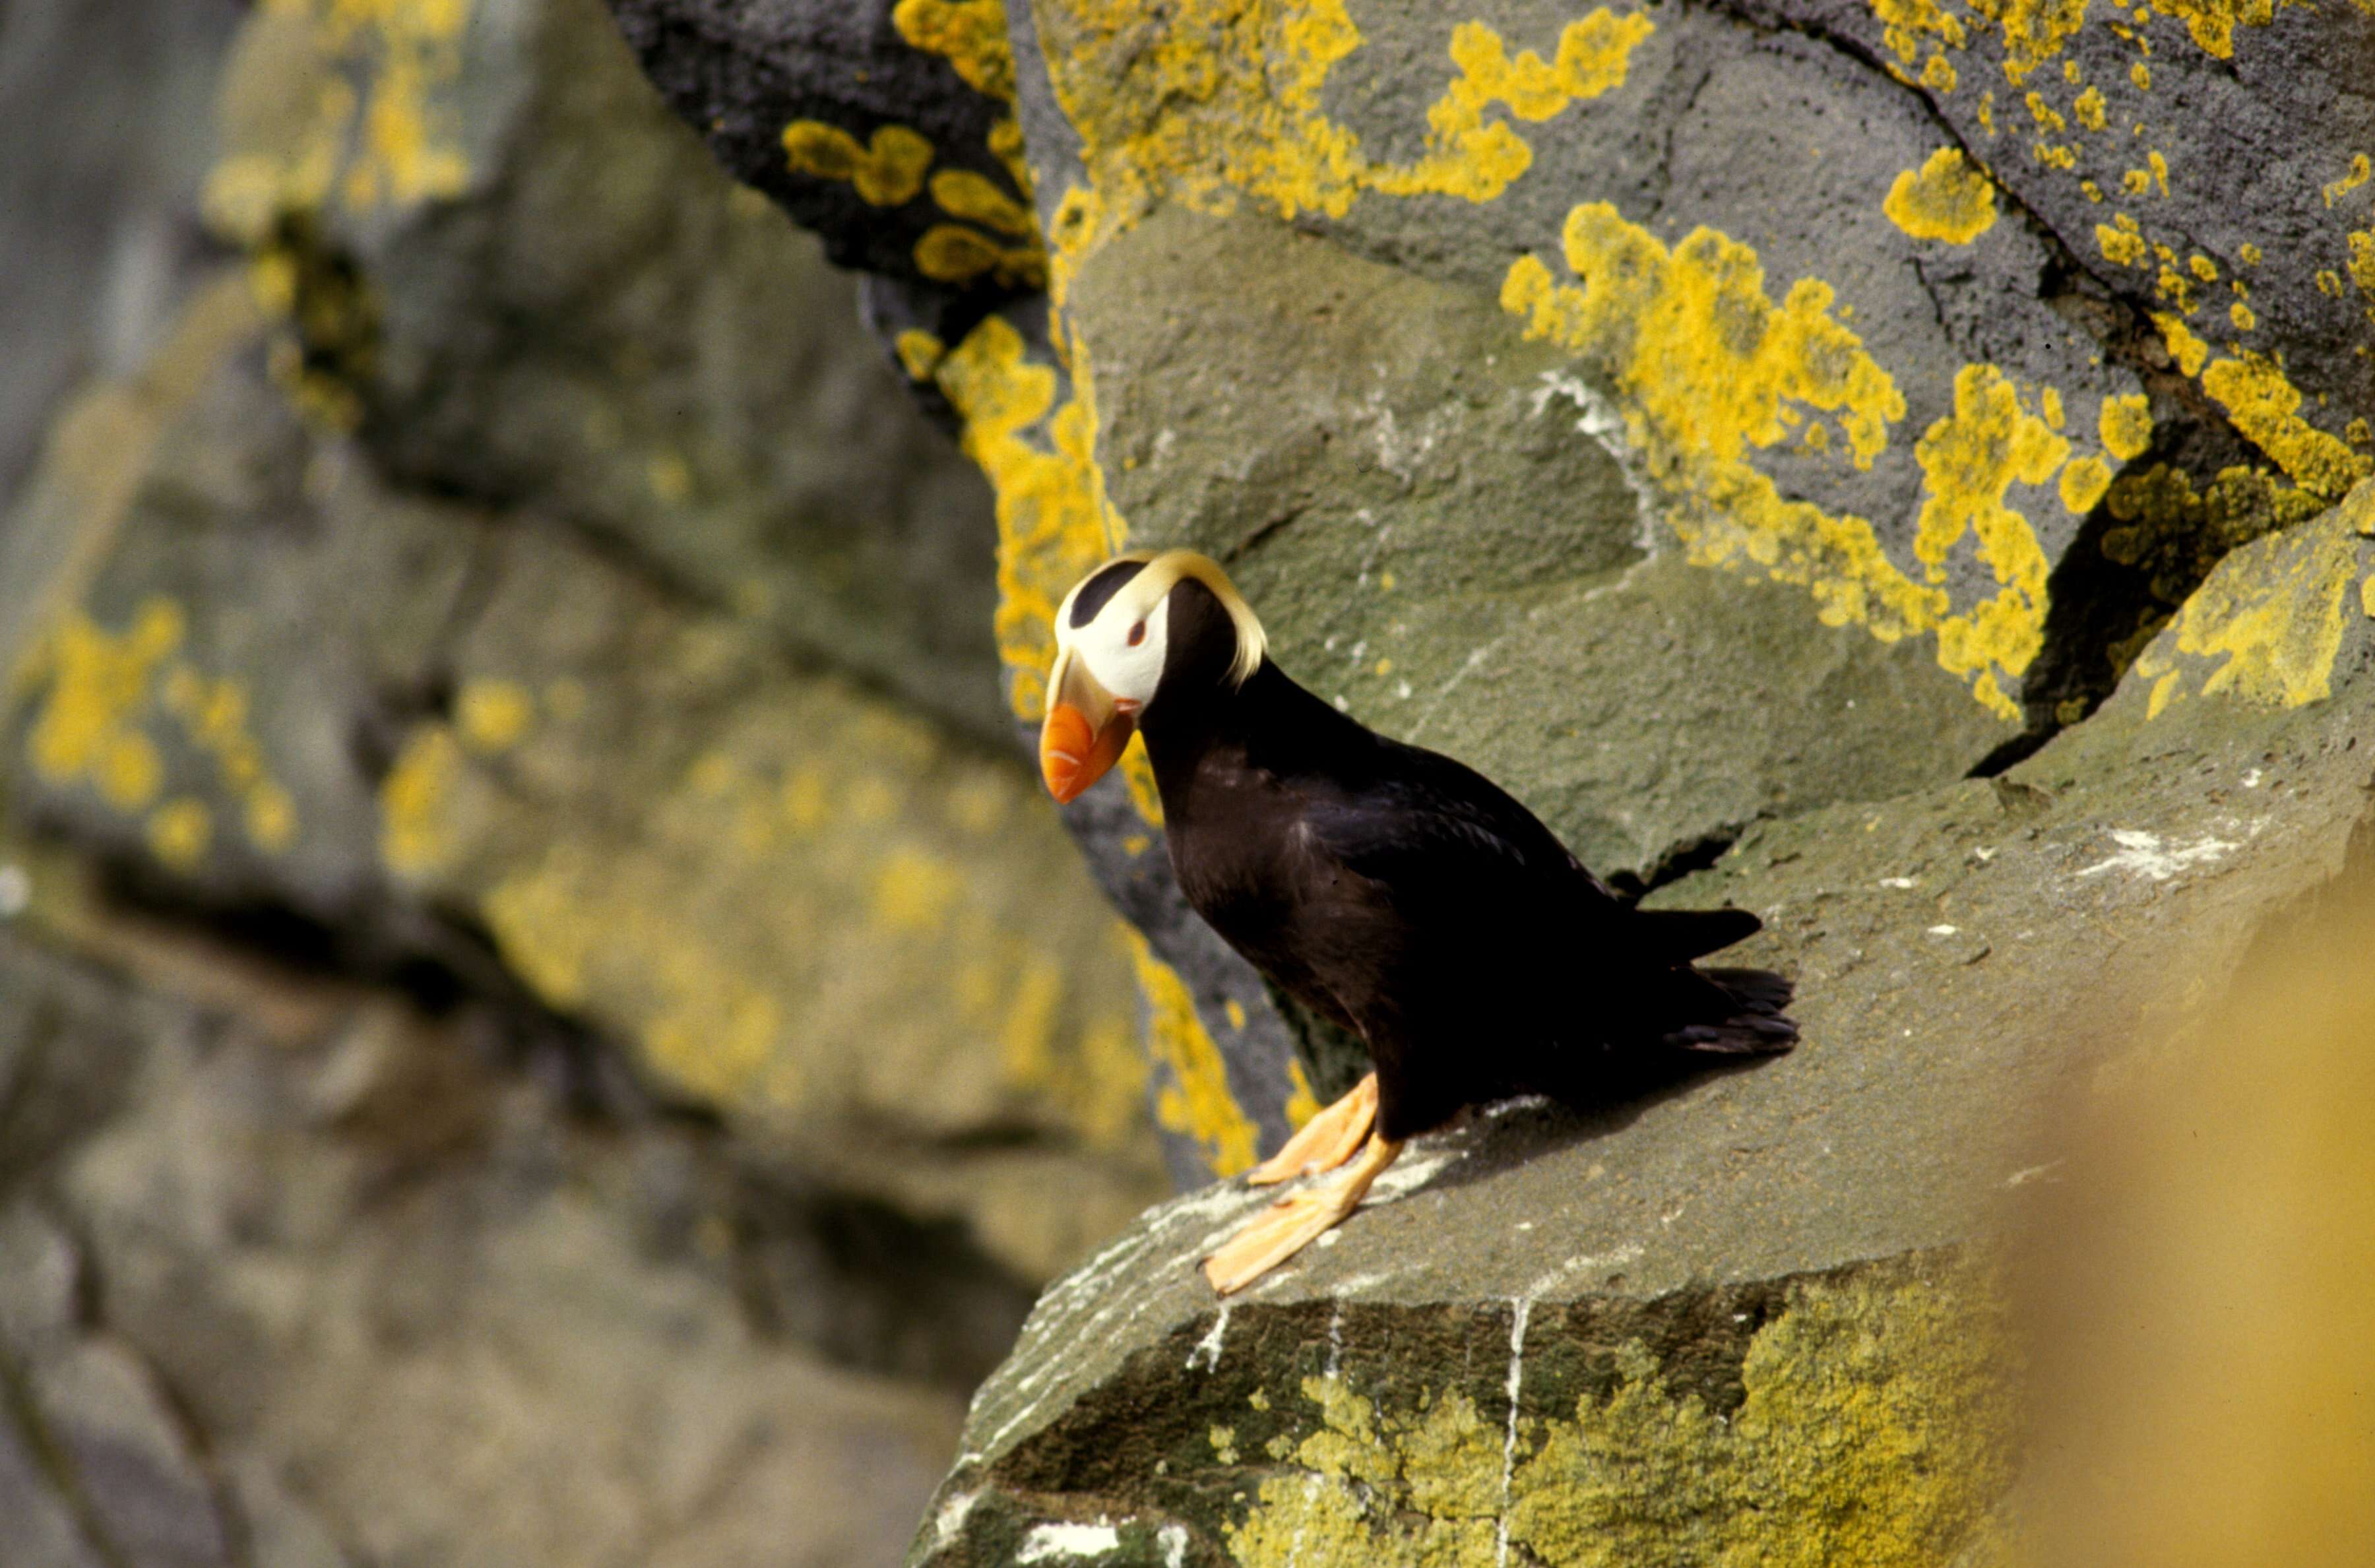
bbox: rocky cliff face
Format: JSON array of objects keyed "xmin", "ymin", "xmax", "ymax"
[{"xmin": 594, "ymin": 0, "xmax": 2375, "ymax": 1561}]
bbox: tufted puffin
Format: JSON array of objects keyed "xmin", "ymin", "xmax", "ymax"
[{"xmin": 1040, "ymin": 551, "xmax": 1796, "ymax": 1294}]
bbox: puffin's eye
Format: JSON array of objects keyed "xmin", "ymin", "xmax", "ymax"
[{"xmin": 1127, "ymin": 621, "xmax": 1147, "ymax": 646}]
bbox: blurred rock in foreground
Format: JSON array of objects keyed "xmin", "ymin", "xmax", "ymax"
[{"xmin": 2022, "ymin": 794, "xmax": 2375, "ymax": 1568}]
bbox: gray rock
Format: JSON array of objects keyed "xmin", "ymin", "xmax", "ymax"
[
  {"xmin": 0, "ymin": 0, "xmax": 243, "ymax": 511},
  {"xmin": 0, "ymin": 1197, "xmax": 234, "ymax": 1568}
]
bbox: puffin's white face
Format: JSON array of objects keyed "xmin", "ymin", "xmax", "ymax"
[
  {"xmin": 1060, "ymin": 576, "xmax": 1172, "ymax": 708},
  {"xmin": 1040, "ymin": 551, "xmax": 1267, "ymax": 803}
]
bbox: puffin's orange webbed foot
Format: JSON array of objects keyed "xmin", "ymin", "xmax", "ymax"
[
  {"xmin": 1246, "ymin": 1073, "xmax": 1378, "ymax": 1187},
  {"xmin": 1203, "ymin": 1134, "xmax": 1403, "ymax": 1296}
]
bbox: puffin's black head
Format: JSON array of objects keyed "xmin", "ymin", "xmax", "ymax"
[{"xmin": 1039, "ymin": 550, "xmax": 1267, "ymax": 802}]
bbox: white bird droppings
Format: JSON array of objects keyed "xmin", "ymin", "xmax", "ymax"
[
  {"xmin": 1186, "ymin": 1304, "xmax": 1230, "ymax": 1372},
  {"xmin": 933, "ymin": 1492, "xmax": 980, "ymax": 1547},
  {"xmin": 1017, "ymin": 1521, "xmax": 1122, "ymax": 1563},
  {"xmin": 2075, "ymin": 828, "xmax": 2236, "ymax": 883}
]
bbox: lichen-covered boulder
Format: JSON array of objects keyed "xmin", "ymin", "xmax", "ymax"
[{"xmin": 906, "ymin": 483, "xmax": 2375, "ymax": 1562}]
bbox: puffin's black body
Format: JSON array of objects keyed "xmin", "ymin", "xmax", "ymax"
[{"xmin": 1138, "ymin": 581, "xmax": 1794, "ymax": 1144}]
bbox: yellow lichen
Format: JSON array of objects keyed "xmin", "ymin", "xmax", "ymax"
[
  {"xmin": 24, "ymin": 602, "xmax": 184, "ymax": 815},
  {"xmin": 2074, "ymin": 84, "xmax": 2106, "ymax": 129},
  {"xmin": 872, "ymin": 844, "xmax": 968, "ymax": 931},
  {"xmin": 1883, "ymin": 148, "xmax": 1998, "ymax": 243},
  {"xmin": 915, "ymin": 222, "xmax": 1048, "ymax": 288},
  {"xmin": 2097, "ymin": 222, "xmax": 2147, "ymax": 268},
  {"xmin": 2153, "ymin": 311, "xmax": 2209, "ymax": 376},
  {"xmin": 1036, "ymin": 3, "xmax": 1653, "ymax": 261},
  {"xmin": 1118, "ymin": 733, "xmax": 1166, "ymax": 824},
  {"xmin": 781, "ymin": 121, "xmax": 934, "ymax": 205},
  {"xmin": 1283, "ymin": 1057, "xmax": 1323, "ymax": 1129},
  {"xmin": 2061, "ymin": 454, "xmax": 2113, "ymax": 512},
  {"xmin": 895, "ymin": 328, "xmax": 947, "ymax": 381},
  {"xmin": 647, "ymin": 453, "xmax": 692, "ymax": 505},
  {"xmin": 2200, "ymin": 351, "xmax": 2373, "ymax": 501},
  {"xmin": 141, "ymin": 661, "xmax": 299, "ymax": 856},
  {"xmin": 245, "ymin": 784, "xmax": 298, "ymax": 854},
  {"xmin": 2326, "ymin": 154, "xmax": 2372, "ymax": 209},
  {"xmin": 379, "ymin": 724, "xmax": 460, "ymax": 875},
  {"xmin": 1366, "ymin": 14, "xmax": 1659, "ymax": 203},
  {"xmin": 1502, "ymin": 203, "xmax": 2065, "ymax": 720},
  {"xmin": 930, "ymin": 313, "xmax": 1122, "ymax": 723},
  {"xmin": 455, "ymin": 678, "xmax": 532, "ymax": 753},
  {"xmin": 2156, "ymin": 0, "xmax": 2275, "ymax": 58},
  {"xmin": 2130, "ymin": 506, "xmax": 2367, "ymax": 713},
  {"xmin": 1975, "ymin": 0, "xmax": 2092, "ymax": 85},
  {"xmin": 146, "ymin": 798, "xmax": 213, "ymax": 873},
  {"xmin": 2100, "ymin": 392, "xmax": 2154, "ymax": 460},
  {"xmin": 2349, "ymin": 231, "xmax": 2375, "ymax": 298},
  {"xmin": 891, "ymin": 0, "xmax": 1016, "ymax": 102},
  {"xmin": 930, "ymin": 168, "xmax": 1038, "ymax": 237},
  {"xmin": 1124, "ymin": 926, "xmax": 1258, "ymax": 1176},
  {"xmin": 1870, "ymin": 0, "xmax": 1970, "ymax": 85},
  {"xmin": 992, "ymin": 947, "xmax": 1064, "ymax": 1081},
  {"xmin": 643, "ymin": 962, "xmax": 784, "ymax": 1109},
  {"xmin": 1222, "ymin": 1262, "xmax": 2010, "ymax": 1568},
  {"xmin": 1913, "ymin": 365, "xmax": 2066, "ymax": 716},
  {"xmin": 205, "ymin": 0, "xmax": 471, "ymax": 236}
]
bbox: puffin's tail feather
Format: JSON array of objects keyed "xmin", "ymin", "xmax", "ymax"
[
  {"xmin": 1630, "ymin": 906, "xmax": 1762, "ymax": 960},
  {"xmin": 1661, "ymin": 966, "xmax": 1798, "ymax": 1055}
]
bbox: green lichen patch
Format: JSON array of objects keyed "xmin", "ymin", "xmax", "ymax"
[{"xmin": 914, "ymin": 1255, "xmax": 2012, "ymax": 1567}]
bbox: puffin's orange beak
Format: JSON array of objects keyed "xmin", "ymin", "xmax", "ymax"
[{"xmin": 1040, "ymin": 652, "xmax": 1137, "ymax": 803}]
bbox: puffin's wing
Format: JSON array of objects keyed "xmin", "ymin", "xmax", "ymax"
[
  {"xmin": 1296, "ymin": 759, "xmax": 1628, "ymax": 938},
  {"xmin": 1298, "ymin": 743, "xmax": 1760, "ymax": 963}
]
